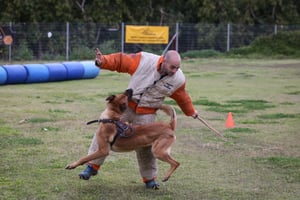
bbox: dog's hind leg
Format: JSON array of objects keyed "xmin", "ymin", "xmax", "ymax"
[
  {"xmin": 152, "ymin": 135, "xmax": 180, "ymax": 182},
  {"xmin": 159, "ymin": 154, "xmax": 180, "ymax": 182}
]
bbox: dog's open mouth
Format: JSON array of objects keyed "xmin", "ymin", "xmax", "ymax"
[{"xmin": 118, "ymin": 89, "xmax": 133, "ymax": 112}]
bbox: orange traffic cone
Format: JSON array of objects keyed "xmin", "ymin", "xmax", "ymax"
[{"xmin": 226, "ymin": 112, "xmax": 234, "ymax": 128}]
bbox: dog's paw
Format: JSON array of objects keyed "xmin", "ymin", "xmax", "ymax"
[
  {"xmin": 65, "ymin": 164, "xmax": 76, "ymax": 170},
  {"xmin": 162, "ymin": 177, "xmax": 170, "ymax": 182}
]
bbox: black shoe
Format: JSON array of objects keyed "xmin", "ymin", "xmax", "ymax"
[
  {"xmin": 145, "ymin": 179, "xmax": 160, "ymax": 189},
  {"xmin": 79, "ymin": 165, "xmax": 98, "ymax": 180}
]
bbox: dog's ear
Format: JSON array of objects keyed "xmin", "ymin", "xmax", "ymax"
[{"xmin": 106, "ymin": 95, "xmax": 116, "ymax": 102}]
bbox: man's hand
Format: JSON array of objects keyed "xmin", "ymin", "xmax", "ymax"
[
  {"xmin": 192, "ymin": 110, "xmax": 198, "ymax": 119},
  {"xmin": 95, "ymin": 48, "xmax": 103, "ymax": 66}
]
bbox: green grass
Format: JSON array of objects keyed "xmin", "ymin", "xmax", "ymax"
[
  {"xmin": 254, "ymin": 156, "xmax": 300, "ymax": 183},
  {"xmin": 192, "ymin": 99, "xmax": 275, "ymax": 114},
  {"xmin": 1, "ymin": 58, "xmax": 300, "ymax": 199},
  {"xmin": 258, "ymin": 113, "xmax": 300, "ymax": 119}
]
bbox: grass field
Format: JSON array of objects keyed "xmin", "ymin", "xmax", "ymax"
[{"xmin": 1, "ymin": 58, "xmax": 300, "ymax": 200}]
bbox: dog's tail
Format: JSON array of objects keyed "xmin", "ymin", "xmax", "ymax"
[{"xmin": 159, "ymin": 105, "xmax": 177, "ymax": 131}]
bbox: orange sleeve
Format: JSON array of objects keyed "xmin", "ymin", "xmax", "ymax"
[
  {"xmin": 169, "ymin": 83, "xmax": 196, "ymax": 116},
  {"xmin": 100, "ymin": 52, "xmax": 141, "ymax": 75}
]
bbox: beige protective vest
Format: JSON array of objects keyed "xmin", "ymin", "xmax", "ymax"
[{"xmin": 128, "ymin": 52, "xmax": 185, "ymax": 109}]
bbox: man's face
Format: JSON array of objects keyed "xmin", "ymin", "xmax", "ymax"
[{"xmin": 161, "ymin": 60, "xmax": 180, "ymax": 76}]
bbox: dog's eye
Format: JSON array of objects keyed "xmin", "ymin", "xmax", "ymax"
[{"xmin": 119, "ymin": 103, "xmax": 127, "ymax": 112}]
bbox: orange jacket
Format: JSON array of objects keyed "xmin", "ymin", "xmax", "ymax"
[{"xmin": 100, "ymin": 52, "xmax": 195, "ymax": 116}]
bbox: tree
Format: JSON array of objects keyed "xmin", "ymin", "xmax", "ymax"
[
  {"xmin": 0, "ymin": 0, "xmax": 74, "ymax": 22},
  {"xmin": 0, "ymin": 0, "xmax": 299, "ymax": 24}
]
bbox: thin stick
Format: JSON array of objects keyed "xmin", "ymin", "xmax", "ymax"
[
  {"xmin": 196, "ymin": 116, "xmax": 227, "ymax": 141},
  {"xmin": 162, "ymin": 32, "xmax": 178, "ymax": 55}
]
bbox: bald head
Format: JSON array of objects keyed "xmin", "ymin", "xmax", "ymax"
[
  {"xmin": 160, "ymin": 50, "xmax": 181, "ymax": 76},
  {"xmin": 164, "ymin": 50, "xmax": 181, "ymax": 68}
]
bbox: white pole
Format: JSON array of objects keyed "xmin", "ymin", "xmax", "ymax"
[
  {"xmin": 9, "ymin": 22, "xmax": 12, "ymax": 63},
  {"xmin": 66, "ymin": 22, "xmax": 69, "ymax": 60},
  {"xmin": 227, "ymin": 23, "xmax": 230, "ymax": 52},
  {"xmin": 274, "ymin": 24, "xmax": 278, "ymax": 35},
  {"xmin": 121, "ymin": 22, "xmax": 124, "ymax": 53},
  {"xmin": 175, "ymin": 22, "xmax": 179, "ymax": 52}
]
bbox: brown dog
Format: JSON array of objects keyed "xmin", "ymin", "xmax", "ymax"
[{"xmin": 65, "ymin": 89, "xmax": 180, "ymax": 182}]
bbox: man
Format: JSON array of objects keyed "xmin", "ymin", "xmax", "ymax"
[{"xmin": 79, "ymin": 48, "xmax": 198, "ymax": 189}]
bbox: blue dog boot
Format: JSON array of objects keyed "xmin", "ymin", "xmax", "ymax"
[
  {"xmin": 145, "ymin": 179, "xmax": 160, "ymax": 190},
  {"xmin": 79, "ymin": 164, "xmax": 98, "ymax": 180}
]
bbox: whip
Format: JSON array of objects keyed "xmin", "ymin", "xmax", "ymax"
[{"xmin": 195, "ymin": 115, "xmax": 227, "ymax": 141}]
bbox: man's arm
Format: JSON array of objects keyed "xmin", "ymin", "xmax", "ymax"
[
  {"xmin": 95, "ymin": 48, "xmax": 141, "ymax": 75},
  {"xmin": 170, "ymin": 83, "xmax": 198, "ymax": 118}
]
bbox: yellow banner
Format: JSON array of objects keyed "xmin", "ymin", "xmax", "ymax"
[{"xmin": 125, "ymin": 25, "xmax": 169, "ymax": 44}]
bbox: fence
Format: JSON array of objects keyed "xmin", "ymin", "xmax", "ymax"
[{"xmin": 0, "ymin": 22, "xmax": 299, "ymax": 63}]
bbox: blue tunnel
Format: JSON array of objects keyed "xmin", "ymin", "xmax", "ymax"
[{"xmin": 0, "ymin": 61, "xmax": 100, "ymax": 85}]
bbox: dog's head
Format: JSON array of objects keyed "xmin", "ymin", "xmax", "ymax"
[{"xmin": 106, "ymin": 89, "xmax": 133, "ymax": 115}]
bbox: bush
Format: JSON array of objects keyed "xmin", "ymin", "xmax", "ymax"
[
  {"xmin": 99, "ymin": 40, "xmax": 119, "ymax": 54},
  {"xmin": 69, "ymin": 46, "xmax": 94, "ymax": 60},
  {"xmin": 226, "ymin": 31, "xmax": 300, "ymax": 58},
  {"xmin": 181, "ymin": 49, "xmax": 222, "ymax": 58},
  {"xmin": 14, "ymin": 41, "xmax": 33, "ymax": 61}
]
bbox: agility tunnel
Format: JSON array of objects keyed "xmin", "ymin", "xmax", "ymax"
[
  {"xmin": 24, "ymin": 64, "xmax": 49, "ymax": 83},
  {"xmin": 45, "ymin": 63, "xmax": 68, "ymax": 82},
  {"xmin": 1, "ymin": 64, "xmax": 27, "ymax": 84},
  {"xmin": 0, "ymin": 61, "xmax": 100, "ymax": 85}
]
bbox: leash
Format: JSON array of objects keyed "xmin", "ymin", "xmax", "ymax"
[
  {"xmin": 86, "ymin": 119, "xmax": 100, "ymax": 125},
  {"xmin": 86, "ymin": 119, "xmax": 134, "ymax": 146}
]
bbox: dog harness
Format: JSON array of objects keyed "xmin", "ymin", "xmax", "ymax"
[{"xmin": 86, "ymin": 119, "xmax": 134, "ymax": 146}]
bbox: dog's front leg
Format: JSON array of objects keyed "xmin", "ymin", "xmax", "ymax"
[
  {"xmin": 65, "ymin": 161, "xmax": 81, "ymax": 169},
  {"xmin": 65, "ymin": 144, "xmax": 110, "ymax": 170}
]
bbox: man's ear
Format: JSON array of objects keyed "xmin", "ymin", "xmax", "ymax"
[{"xmin": 106, "ymin": 95, "xmax": 116, "ymax": 102}]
